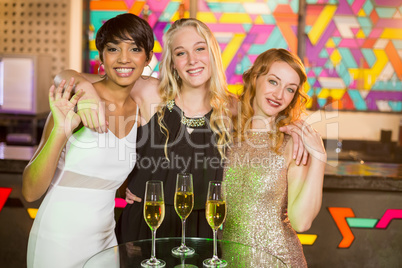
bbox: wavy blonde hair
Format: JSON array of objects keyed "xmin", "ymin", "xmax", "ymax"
[
  {"xmin": 157, "ymin": 18, "xmax": 232, "ymax": 159},
  {"xmin": 234, "ymin": 48, "xmax": 309, "ymax": 152}
]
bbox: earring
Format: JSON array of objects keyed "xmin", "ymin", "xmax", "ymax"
[
  {"xmin": 97, "ymin": 63, "xmax": 104, "ymax": 75},
  {"xmin": 141, "ymin": 65, "xmax": 154, "ymax": 80},
  {"xmin": 174, "ymin": 69, "xmax": 180, "ymax": 81}
]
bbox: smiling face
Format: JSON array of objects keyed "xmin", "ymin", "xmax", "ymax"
[
  {"xmin": 102, "ymin": 38, "xmax": 150, "ymax": 88},
  {"xmin": 170, "ymin": 26, "xmax": 211, "ymax": 91},
  {"xmin": 252, "ymin": 61, "xmax": 300, "ymax": 122}
]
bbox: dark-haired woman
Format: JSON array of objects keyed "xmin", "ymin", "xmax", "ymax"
[{"xmin": 22, "ymin": 13, "xmax": 154, "ymax": 268}]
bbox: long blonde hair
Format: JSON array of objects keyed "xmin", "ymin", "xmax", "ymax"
[
  {"xmin": 157, "ymin": 18, "xmax": 232, "ymax": 159},
  {"xmin": 234, "ymin": 48, "xmax": 308, "ymax": 152}
]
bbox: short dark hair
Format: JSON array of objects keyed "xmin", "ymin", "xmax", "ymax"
[{"xmin": 95, "ymin": 13, "xmax": 154, "ymax": 62}]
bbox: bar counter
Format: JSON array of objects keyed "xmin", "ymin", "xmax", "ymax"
[
  {"xmin": 324, "ymin": 160, "xmax": 402, "ymax": 192},
  {"xmin": 0, "ymin": 144, "xmax": 401, "ymax": 267},
  {"xmin": 1, "ymin": 144, "xmax": 401, "ymax": 190},
  {"xmin": 0, "ymin": 144, "xmax": 36, "ymax": 173}
]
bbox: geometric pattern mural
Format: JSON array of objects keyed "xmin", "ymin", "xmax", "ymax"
[
  {"xmin": 305, "ymin": 0, "xmax": 402, "ymax": 112},
  {"xmin": 89, "ymin": 0, "xmax": 186, "ymax": 74},
  {"xmin": 89, "ymin": 0, "xmax": 402, "ymax": 112},
  {"xmin": 328, "ymin": 207, "xmax": 402, "ymax": 248},
  {"xmin": 198, "ymin": 0, "xmax": 300, "ymax": 95},
  {"xmin": 89, "ymin": 0, "xmax": 301, "ymax": 93}
]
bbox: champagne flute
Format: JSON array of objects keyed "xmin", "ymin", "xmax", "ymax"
[
  {"xmin": 172, "ymin": 173, "xmax": 195, "ymax": 256},
  {"xmin": 141, "ymin": 181, "xmax": 166, "ymax": 267},
  {"xmin": 203, "ymin": 181, "xmax": 227, "ymax": 267}
]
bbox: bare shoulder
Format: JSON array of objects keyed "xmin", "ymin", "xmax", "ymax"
[
  {"xmin": 134, "ymin": 76, "xmax": 160, "ymax": 90},
  {"xmin": 81, "ymin": 73, "xmax": 103, "ymax": 84},
  {"xmin": 132, "ymin": 77, "xmax": 160, "ymax": 102},
  {"xmin": 131, "ymin": 77, "xmax": 161, "ymax": 124}
]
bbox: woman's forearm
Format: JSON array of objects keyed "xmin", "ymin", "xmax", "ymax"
[
  {"xmin": 288, "ymin": 156, "xmax": 326, "ymax": 232},
  {"xmin": 22, "ymin": 128, "xmax": 68, "ymax": 202},
  {"xmin": 54, "ymin": 69, "xmax": 101, "ymax": 91}
]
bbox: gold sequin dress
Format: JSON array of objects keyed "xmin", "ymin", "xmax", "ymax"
[{"xmin": 223, "ymin": 131, "xmax": 307, "ymax": 267}]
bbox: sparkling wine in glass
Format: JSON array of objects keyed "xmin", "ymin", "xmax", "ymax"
[
  {"xmin": 203, "ymin": 181, "xmax": 227, "ymax": 267},
  {"xmin": 141, "ymin": 181, "xmax": 166, "ymax": 267},
  {"xmin": 172, "ymin": 173, "xmax": 195, "ymax": 256}
]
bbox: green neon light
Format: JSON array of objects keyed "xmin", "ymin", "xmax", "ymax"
[{"xmin": 346, "ymin": 218, "xmax": 378, "ymax": 228}]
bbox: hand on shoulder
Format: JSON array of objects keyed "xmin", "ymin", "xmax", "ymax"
[{"xmin": 131, "ymin": 76, "xmax": 160, "ymax": 101}]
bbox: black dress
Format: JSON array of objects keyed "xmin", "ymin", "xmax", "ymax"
[{"xmin": 116, "ymin": 101, "xmax": 224, "ymax": 243}]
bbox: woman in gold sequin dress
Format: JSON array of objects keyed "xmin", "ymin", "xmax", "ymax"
[{"xmin": 222, "ymin": 49, "xmax": 327, "ymax": 267}]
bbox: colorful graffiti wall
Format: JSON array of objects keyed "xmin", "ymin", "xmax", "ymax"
[
  {"xmin": 88, "ymin": 0, "xmax": 402, "ymax": 112},
  {"xmin": 305, "ymin": 0, "xmax": 402, "ymax": 112}
]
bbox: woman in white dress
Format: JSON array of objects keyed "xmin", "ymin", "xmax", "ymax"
[{"xmin": 22, "ymin": 13, "xmax": 154, "ymax": 268}]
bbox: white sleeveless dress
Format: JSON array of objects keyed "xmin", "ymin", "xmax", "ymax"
[{"xmin": 27, "ymin": 107, "xmax": 139, "ymax": 268}]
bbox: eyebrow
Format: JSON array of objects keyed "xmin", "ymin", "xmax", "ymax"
[
  {"xmin": 173, "ymin": 41, "xmax": 206, "ymax": 52},
  {"xmin": 107, "ymin": 39, "xmax": 136, "ymax": 45},
  {"xmin": 269, "ymin": 74, "xmax": 298, "ymax": 87}
]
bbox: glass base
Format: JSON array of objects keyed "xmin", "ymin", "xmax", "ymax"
[
  {"xmin": 174, "ymin": 265, "xmax": 198, "ymax": 268},
  {"xmin": 172, "ymin": 246, "xmax": 195, "ymax": 256},
  {"xmin": 203, "ymin": 258, "xmax": 227, "ymax": 267},
  {"xmin": 141, "ymin": 258, "xmax": 166, "ymax": 267}
]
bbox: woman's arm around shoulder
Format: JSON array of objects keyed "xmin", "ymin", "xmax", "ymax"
[
  {"xmin": 54, "ymin": 69, "xmax": 108, "ymax": 133},
  {"xmin": 131, "ymin": 76, "xmax": 161, "ymax": 125},
  {"xmin": 54, "ymin": 69, "xmax": 103, "ymax": 86},
  {"xmin": 285, "ymin": 125, "xmax": 327, "ymax": 232}
]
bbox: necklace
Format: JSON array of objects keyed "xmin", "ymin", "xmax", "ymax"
[{"xmin": 167, "ymin": 99, "xmax": 206, "ymax": 128}]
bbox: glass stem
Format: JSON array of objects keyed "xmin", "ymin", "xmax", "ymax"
[
  {"xmin": 181, "ymin": 218, "xmax": 186, "ymax": 247},
  {"xmin": 151, "ymin": 229, "xmax": 157, "ymax": 260},
  {"xmin": 212, "ymin": 229, "xmax": 218, "ymax": 259}
]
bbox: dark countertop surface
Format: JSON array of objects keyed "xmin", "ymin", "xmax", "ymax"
[
  {"xmin": 0, "ymin": 143, "xmax": 36, "ymax": 173},
  {"xmin": 1, "ymin": 143, "xmax": 401, "ymax": 191},
  {"xmin": 324, "ymin": 160, "xmax": 402, "ymax": 192}
]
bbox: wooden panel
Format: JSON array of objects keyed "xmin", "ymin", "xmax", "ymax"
[{"xmin": 0, "ymin": 0, "xmax": 71, "ymax": 78}]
